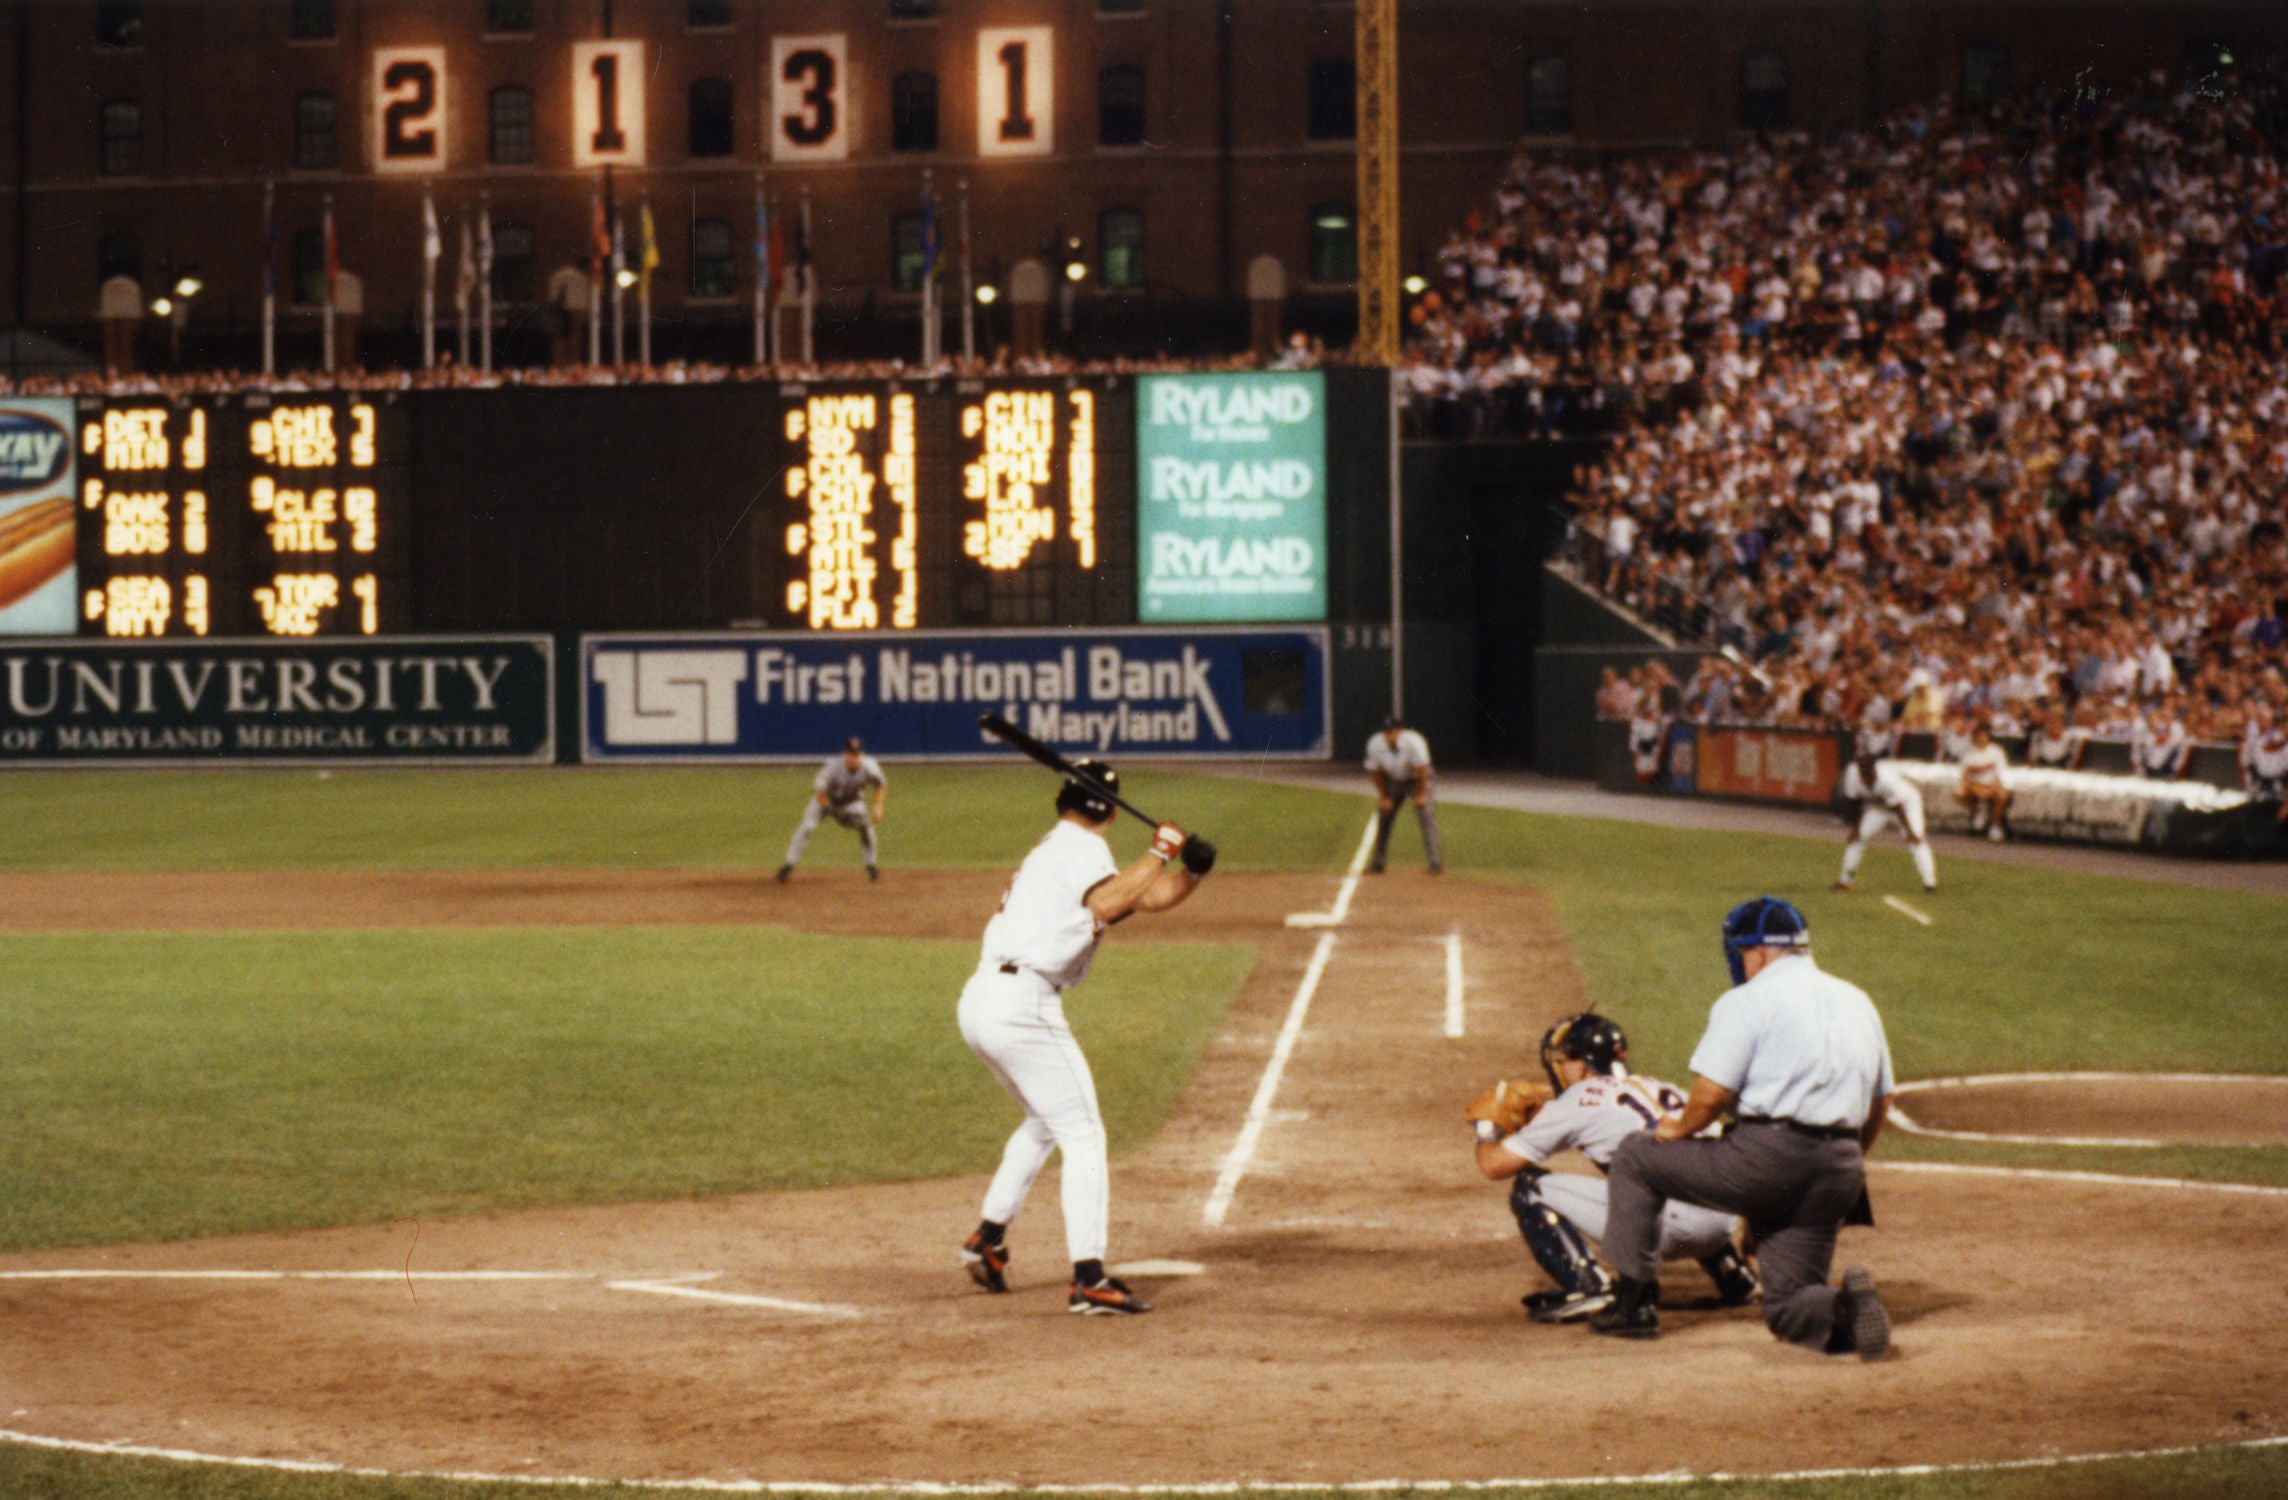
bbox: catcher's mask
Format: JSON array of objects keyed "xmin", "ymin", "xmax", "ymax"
[
  {"xmin": 1055, "ymin": 760, "xmax": 1118, "ymax": 823},
  {"xmin": 1539, "ymin": 1012, "xmax": 1629, "ymax": 1094},
  {"xmin": 1721, "ymin": 895, "xmax": 1811, "ymax": 986}
]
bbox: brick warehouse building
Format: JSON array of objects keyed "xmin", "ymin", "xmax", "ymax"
[{"xmin": 1, "ymin": 0, "xmax": 2281, "ymax": 370}]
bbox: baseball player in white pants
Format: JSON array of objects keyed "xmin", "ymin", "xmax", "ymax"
[
  {"xmin": 777, "ymin": 737, "xmax": 887, "ymax": 883},
  {"xmin": 1476, "ymin": 1013, "xmax": 1759, "ymax": 1323},
  {"xmin": 1836, "ymin": 753, "xmax": 1937, "ymax": 892},
  {"xmin": 958, "ymin": 759, "xmax": 1213, "ymax": 1315}
]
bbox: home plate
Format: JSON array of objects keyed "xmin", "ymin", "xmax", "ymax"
[
  {"xmin": 1882, "ymin": 895, "xmax": 1934, "ymax": 926},
  {"xmin": 1108, "ymin": 1260, "xmax": 1205, "ymax": 1278}
]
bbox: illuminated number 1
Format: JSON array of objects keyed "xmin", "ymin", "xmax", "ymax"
[
  {"xmin": 590, "ymin": 53, "xmax": 626, "ymax": 153},
  {"xmin": 996, "ymin": 41, "xmax": 1035, "ymax": 141},
  {"xmin": 353, "ymin": 574, "xmax": 378, "ymax": 635}
]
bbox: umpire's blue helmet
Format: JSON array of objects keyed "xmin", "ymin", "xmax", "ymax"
[{"xmin": 1721, "ymin": 896, "xmax": 1811, "ymax": 986}]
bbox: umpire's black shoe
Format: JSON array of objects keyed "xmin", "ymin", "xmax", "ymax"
[
  {"xmin": 1833, "ymin": 1266, "xmax": 1891, "ymax": 1360},
  {"xmin": 1587, "ymin": 1277, "xmax": 1659, "ymax": 1340}
]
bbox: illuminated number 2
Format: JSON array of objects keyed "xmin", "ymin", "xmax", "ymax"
[
  {"xmin": 382, "ymin": 60, "xmax": 438, "ymax": 159},
  {"xmin": 996, "ymin": 41, "xmax": 1035, "ymax": 141},
  {"xmin": 590, "ymin": 52, "xmax": 626, "ymax": 153},
  {"xmin": 782, "ymin": 49, "xmax": 837, "ymax": 146}
]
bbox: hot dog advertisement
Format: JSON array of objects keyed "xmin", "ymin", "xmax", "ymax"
[{"xmin": 0, "ymin": 398, "xmax": 78, "ymax": 635}]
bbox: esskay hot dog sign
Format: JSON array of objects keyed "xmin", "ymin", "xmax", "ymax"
[{"xmin": 0, "ymin": 398, "xmax": 78, "ymax": 636}]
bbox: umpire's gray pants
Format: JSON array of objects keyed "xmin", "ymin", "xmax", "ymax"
[
  {"xmin": 784, "ymin": 799, "xmax": 876, "ymax": 867},
  {"xmin": 1372, "ymin": 780, "xmax": 1442, "ymax": 871},
  {"xmin": 1605, "ymin": 1123, "xmax": 1864, "ymax": 1350}
]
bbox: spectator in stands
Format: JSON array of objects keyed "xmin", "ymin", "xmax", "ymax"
[{"xmin": 1956, "ymin": 721, "xmax": 2013, "ymax": 842}]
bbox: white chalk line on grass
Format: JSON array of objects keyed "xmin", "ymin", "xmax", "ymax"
[
  {"xmin": 1202, "ymin": 930, "xmax": 1336, "ymax": 1229},
  {"xmin": 1889, "ymin": 1071, "xmax": 2288, "ymax": 1148},
  {"xmin": 1442, "ymin": 929, "xmax": 1465, "ymax": 1039},
  {"xmin": 1880, "ymin": 894, "xmax": 1933, "ymax": 926},
  {"xmin": 1281, "ymin": 813, "xmax": 1377, "ymax": 928},
  {"xmin": 2, "ymin": 1427, "xmax": 2281, "ymax": 1495}
]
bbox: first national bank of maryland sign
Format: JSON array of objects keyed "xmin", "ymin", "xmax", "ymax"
[{"xmin": 361, "ymin": 31, "xmax": 1057, "ymax": 173}]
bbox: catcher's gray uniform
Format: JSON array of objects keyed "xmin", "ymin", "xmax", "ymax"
[
  {"xmin": 1505, "ymin": 1072, "xmax": 1743, "ymax": 1263},
  {"xmin": 782, "ymin": 750, "xmax": 886, "ymax": 875}
]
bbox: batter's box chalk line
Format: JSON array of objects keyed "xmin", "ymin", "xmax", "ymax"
[{"xmin": 0, "ymin": 1427, "xmax": 2281, "ymax": 1493}]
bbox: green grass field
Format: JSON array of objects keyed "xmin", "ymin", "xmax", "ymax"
[{"xmin": 1, "ymin": 765, "xmax": 2282, "ymax": 1498}]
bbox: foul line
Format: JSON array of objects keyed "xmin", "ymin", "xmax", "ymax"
[
  {"xmin": 1203, "ymin": 930, "xmax": 1337, "ymax": 1229},
  {"xmin": 607, "ymin": 1277, "xmax": 862, "ymax": 1319},
  {"xmin": 1442, "ymin": 930, "xmax": 1465, "ymax": 1039},
  {"xmin": 1283, "ymin": 814, "xmax": 1378, "ymax": 928},
  {"xmin": 2, "ymin": 1428, "xmax": 2281, "ymax": 1494},
  {"xmin": 1888, "ymin": 1072, "xmax": 2288, "ymax": 1148},
  {"xmin": 1873, "ymin": 1160, "xmax": 2288, "ymax": 1198},
  {"xmin": 0, "ymin": 1270, "xmax": 585, "ymax": 1282}
]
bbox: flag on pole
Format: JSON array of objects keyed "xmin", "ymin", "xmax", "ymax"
[
  {"xmin": 590, "ymin": 185, "xmax": 609, "ymax": 285},
  {"xmin": 794, "ymin": 198, "xmax": 812, "ymax": 299},
  {"xmin": 920, "ymin": 184, "xmax": 939, "ymax": 281},
  {"xmin": 324, "ymin": 198, "xmax": 340, "ymax": 306},
  {"xmin": 639, "ymin": 201, "xmax": 660, "ymax": 296},
  {"xmin": 456, "ymin": 218, "xmax": 476, "ymax": 307},
  {"xmin": 478, "ymin": 202, "xmax": 495, "ymax": 283},
  {"xmin": 753, "ymin": 179, "xmax": 770, "ymax": 365},
  {"xmin": 477, "ymin": 196, "xmax": 495, "ymax": 374},
  {"xmin": 767, "ymin": 213, "xmax": 785, "ymax": 300},
  {"xmin": 263, "ymin": 183, "xmax": 278, "ymax": 301},
  {"xmin": 422, "ymin": 190, "xmax": 441, "ymax": 268}
]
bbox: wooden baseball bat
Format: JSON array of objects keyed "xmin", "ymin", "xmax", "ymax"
[{"xmin": 977, "ymin": 710, "xmax": 1163, "ymax": 827}]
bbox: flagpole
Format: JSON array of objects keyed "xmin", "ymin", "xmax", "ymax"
[
  {"xmin": 610, "ymin": 207, "xmax": 626, "ymax": 367},
  {"xmin": 638, "ymin": 195, "xmax": 653, "ymax": 368},
  {"xmin": 456, "ymin": 215, "xmax": 472, "ymax": 367},
  {"xmin": 800, "ymin": 185, "xmax": 815, "ymax": 367},
  {"xmin": 920, "ymin": 169, "xmax": 935, "ymax": 368},
  {"xmin": 753, "ymin": 173, "xmax": 767, "ymax": 367},
  {"xmin": 587, "ymin": 182, "xmax": 603, "ymax": 366},
  {"xmin": 478, "ymin": 194, "xmax": 494, "ymax": 374},
  {"xmin": 421, "ymin": 181, "xmax": 438, "ymax": 370},
  {"xmin": 959, "ymin": 178, "xmax": 974, "ymax": 363},
  {"xmin": 260, "ymin": 179, "xmax": 276, "ymax": 377},
  {"xmin": 322, "ymin": 192, "xmax": 337, "ymax": 373}
]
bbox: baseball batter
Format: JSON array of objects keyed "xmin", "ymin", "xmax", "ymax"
[
  {"xmin": 1471, "ymin": 1014, "xmax": 1760, "ymax": 1324},
  {"xmin": 1365, "ymin": 717, "xmax": 1442, "ymax": 874},
  {"xmin": 1835, "ymin": 752, "xmax": 1937, "ymax": 893},
  {"xmin": 777, "ymin": 737, "xmax": 887, "ymax": 883},
  {"xmin": 957, "ymin": 760, "xmax": 1215, "ymax": 1315}
]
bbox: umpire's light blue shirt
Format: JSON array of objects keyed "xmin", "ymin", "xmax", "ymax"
[{"xmin": 1689, "ymin": 952, "xmax": 1895, "ymax": 1130}]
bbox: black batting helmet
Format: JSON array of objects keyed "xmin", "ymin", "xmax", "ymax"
[
  {"xmin": 1539, "ymin": 1012, "xmax": 1629, "ymax": 1094},
  {"xmin": 1054, "ymin": 760, "xmax": 1118, "ymax": 823}
]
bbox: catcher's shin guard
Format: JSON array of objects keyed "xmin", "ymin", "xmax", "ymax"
[{"xmin": 1510, "ymin": 1176, "xmax": 1611, "ymax": 1297}]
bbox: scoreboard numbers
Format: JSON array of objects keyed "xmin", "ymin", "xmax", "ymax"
[
  {"xmin": 770, "ymin": 35, "xmax": 849, "ymax": 161},
  {"xmin": 571, "ymin": 40, "xmax": 647, "ymax": 167},
  {"xmin": 370, "ymin": 48, "xmax": 447, "ymax": 174},
  {"xmin": 977, "ymin": 28, "xmax": 1054, "ymax": 157}
]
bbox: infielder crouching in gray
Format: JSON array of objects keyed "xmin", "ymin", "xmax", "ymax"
[
  {"xmin": 1365, "ymin": 717, "xmax": 1442, "ymax": 874},
  {"xmin": 1589, "ymin": 897, "xmax": 1894, "ymax": 1358},
  {"xmin": 778, "ymin": 737, "xmax": 887, "ymax": 883}
]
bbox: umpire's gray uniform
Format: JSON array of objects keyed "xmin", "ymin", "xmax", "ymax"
[
  {"xmin": 1603, "ymin": 933, "xmax": 1894, "ymax": 1352},
  {"xmin": 782, "ymin": 750, "xmax": 886, "ymax": 875}
]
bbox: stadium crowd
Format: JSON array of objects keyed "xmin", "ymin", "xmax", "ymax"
[{"xmin": 1409, "ymin": 62, "xmax": 2288, "ymax": 784}]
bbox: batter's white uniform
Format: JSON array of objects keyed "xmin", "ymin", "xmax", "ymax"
[
  {"xmin": 1838, "ymin": 758, "xmax": 1937, "ymax": 890},
  {"xmin": 1503, "ymin": 1072, "xmax": 1742, "ymax": 1262},
  {"xmin": 959, "ymin": 821, "xmax": 1123, "ymax": 1263}
]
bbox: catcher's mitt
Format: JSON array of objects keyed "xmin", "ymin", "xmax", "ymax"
[{"xmin": 1464, "ymin": 1079, "xmax": 1553, "ymax": 1136}]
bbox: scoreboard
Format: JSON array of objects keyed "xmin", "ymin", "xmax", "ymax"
[
  {"xmin": 763, "ymin": 378, "xmax": 1136, "ymax": 631},
  {"xmin": 74, "ymin": 395, "xmax": 409, "ymax": 638}
]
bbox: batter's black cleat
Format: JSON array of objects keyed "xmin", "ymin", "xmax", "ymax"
[
  {"xmin": 1527, "ymin": 1287, "xmax": 1614, "ymax": 1324},
  {"xmin": 1069, "ymin": 1275, "xmax": 1152, "ymax": 1315},
  {"xmin": 960, "ymin": 1231, "xmax": 1009, "ymax": 1294},
  {"xmin": 1587, "ymin": 1278, "xmax": 1659, "ymax": 1340},
  {"xmin": 775, "ymin": 864, "xmax": 793, "ymax": 884},
  {"xmin": 1833, "ymin": 1265, "xmax": 1891, "ymax": 1360}
]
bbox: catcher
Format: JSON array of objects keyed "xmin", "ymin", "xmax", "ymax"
[{"xmin": 1467, "ymin": 1013, "xmax": 1760, "ymax": 1323}]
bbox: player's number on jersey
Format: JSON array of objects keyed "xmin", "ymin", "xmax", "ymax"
[
  {"xmin": 782, "ymin": 49, "xmax": 836, "ymax": 146},
  {"xmin": 369, "ymin": 48, "xmax": 447, "ymax": 174}
]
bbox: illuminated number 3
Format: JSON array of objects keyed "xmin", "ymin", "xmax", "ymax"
[
  {"xmin": 996, "ymin": 41, "xmax": 1035, "ymax": 141},
  {"xmin": 782, "ymin": 49, "xmax": 837, "ymax": 146},
  {"xmin": 590, "ymin": 51, "xmax": 627, "ymax": 153},
  {"xmin": 381, "ymin": 60, "xmax": 438, "ymax": 158}
]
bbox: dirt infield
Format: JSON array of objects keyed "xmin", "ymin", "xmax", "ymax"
[
  {"xmin": 1896, "ymin": 1075, "xmax": 2288, "ymax": 1146},
  {"xmin": 1, "ymin": 863, "xmax": 2282, "ymax": 1487}
]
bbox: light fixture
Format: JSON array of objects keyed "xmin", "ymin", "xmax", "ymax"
[
  {"xmin": 975, "ymin": 284, "xmax": 999, "ymax": 305},
  {"xmin": 1063, "ymin": 261, "xmax": 1086, "ymax": 283},
  {"xmin": 1402, "ymin": 274, "xmax": 1427, "ymax": 295},
  {"xmin": 615, "ymin": 268, "xmax": 638, "ymax": 289},
  {"xmin": 173, "ymin": 276, "xmax": 203, "ymax": 298},
  {"xmin": 151, "ymin": 296, "xmax": 173, "ymax": 317}
]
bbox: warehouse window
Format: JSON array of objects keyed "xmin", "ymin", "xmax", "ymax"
[
  {"xmin": 1740, "ymin": 50, "xmax": 1788, "ymax": 129},
  {"xmin": 290, "ymin": 0, "xmax": 335, "ymax": 41},
  {"xmin": 294, "ymin": 93, "xmax": 339, "ymax": 171},
  {"xmin": 889, "ymin": 0, "xmax": 938, "ymax": 20},
  {"xmin": 691, "ymin": 220, "xmax": 735, "ymax": 299},
  {"xmin": 1310, "ymin": 202, "xmax": 1356, "ymax": 283},
  {"xmin": 687, "ymin": 0, "xmax": 733, "ymax": 28},
  {"xmin": 485, "ymin": 0, "xmax": 534, "ymax": 36},
  {"xmin": 1100, "ymin": 208, "xmax": 1144, "ymax": 289},
  {"xmin": 892, "ymin": 72, "xmax": 938, "ymax": 152},
  {"xmin": 491, "ymin": 224, "xmax": 536, "ymax": 303},
  {"xmin": 689, "ymin": 78, "xmax": 735, "ymax": 157},
  {"xmin": 98, "ymin": 232, "xmax": 142, "ymax": 286},
  {"xmin": 1307, "ymin": 59, "xmax": 1355, "ymax": 141},
  {"xmin": 1527, "ymin": 55, "xmax": 1571, "ymax": 134},
  {"xmin": 99, "ymin": 101, "xmax": 142, "ymax": 177},
  {"xmin": 1961, "ymin": 44, "xmax": 2010, "ymax": 104},
  {"xmin": 1098, "ymin": 0, "xmax": 1145, "ymax": 12},
  {"xmin": 489, "ymin": 87, "xmax": 535, "ymax": 165},
  {"xmin": 1099, "ymin": 65, "xmax": 1145, "ymax": 146},
  {"xmin": 292, "ymin": 227, "xmax": 325, "ymax": 305},
  {"xmin": 97, "ymin": 1, "xmax": 142, "ymax": 48}
]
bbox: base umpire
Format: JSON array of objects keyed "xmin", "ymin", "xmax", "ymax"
[{"xmin": 1589, "ymin": 896, "xmax": 1895, "ymax": 1358}]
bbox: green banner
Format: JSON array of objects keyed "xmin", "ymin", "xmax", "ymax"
[{"xmin": 1136, "ymin": 372, "xmax": 1327, "ymax": 622}]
